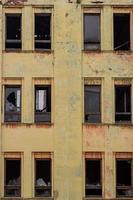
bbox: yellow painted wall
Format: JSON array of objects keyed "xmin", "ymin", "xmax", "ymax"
[{"xmin": 0, "ymin": 0, "xmax": 133, "ymax": 199}]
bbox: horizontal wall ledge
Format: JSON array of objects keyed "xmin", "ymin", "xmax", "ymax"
[{"xmin": 1, "ymin": 198, "xmax": 54, "ymax": 200}]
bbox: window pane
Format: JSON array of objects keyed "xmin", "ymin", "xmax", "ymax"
[
  {"xmin": 114, "ymin": 14, "xmax": 130, "ymax": 50},
  {"xmin": 85, "ymin": 85, "xmax": 101, "ymax": 123},
  {"xmin": 84, "ymin": 14, "xmax": 100, "ymax": 50}
]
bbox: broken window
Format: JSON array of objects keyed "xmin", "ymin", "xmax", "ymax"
[
  {"xmin": 114, "ymin": 13, "xmax": 130, "ymax": 51},
  {"xmin": 85, "ymin": 159, "xmax": 102, "ymax": 197},
  {"xmin": 5, "ymin": 86, "xmax": 21, "ymax": 122},
  {"xmin": 84, "ymin": 85, "xmax": 101, "ymax": 123},
  {"xmin": 116, "ymin": 159, "xmax": 133, "ymax": 197},
  {"xmin": 5, "ymin": 159, "xmax": 21, "ymax": 197},
  {"xmin": 35, "ymin": 14, "xmax": 51, "ymax": 50},
  {"xmin": 35, "ymin": 85, "xmax": 51, "ymax": 123},
  {"xmin": 35, "ymin": 159, "xmax": 51, "ymax": 197},
  {"xmin": 84, "ymin": 14, "xmax": 100, "ymax": 50},
  {"xmin": 115, "ymin": 85, "xmax": 131, "ymax": 122},
  {"xmin": 5, "ymin": 14, "xmax": 21, "ymax": 49}
]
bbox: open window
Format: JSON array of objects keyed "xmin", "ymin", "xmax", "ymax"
[
  {"xmin": 84, "ymin": 14, "xmax": 100, "ymax": 50},
  {"xmin": 35, "ymin": 159, "xmax": 51, "ymax": 197},
  {"xmin": 85, "ymin": 159, "xmax": 102, "ymax": 197},
  {"xmin": 114, "ymin": 13, "xmax": 130, "ymax": 51},
  {"xmin": 115, "ymin": 85, "xmax": 131, "ymax": 122},
  {"xmin": 4, "ymin": 159, "xmax": 21, "ymax": 197},
  {"xmin": 5, "ymin": 86, "xmax": 21, "ymax": 122},
  {"xmin": 84, "ymin": 85, "xmax": 101, "ymax": 123},
  {"xmin": 35, "ymin": 13, "xmax": 51, "ymax": 50},
  {"xmin": 35, "ymin": 85, "xmax": 51, "ymax": 123},
  {"xmin": 5, "ymin": 14, "xmax": 21, "ymax": 50},
  {"xmin": 116, "ymin": 159, "xmax": 132, "ymax": 197}
]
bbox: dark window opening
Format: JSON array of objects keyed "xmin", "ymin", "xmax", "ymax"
[
  {"xmin": 5, "ymin": 159, "xmax": 21, "ymax": 197},
  {"xmin": 6, "ymin": 14, "xmax": 21, "ymax": 50},
  {"xmin": 5, "ymin": 86, "xmax": 21, "ymax": 122},
  {"xmin": 85, "ymin": 159, "xmax": 102, "ymax": 197},
  {"xmin": 115, "ymin": 85, "xmax": 131, "ymax": 122},
  {"xmin": 116, "ymin": 159, "xmax": 132, "ymax": 197},
  {"xmin": 35, "ymin": 14, "xmax": 51, "ymax": 50},
  {"xmin": 84, "ymin": 14, "xmax": 100, "ymax": 50},
  {"xmin": 85, "ymin": 85, "xmax": 101, "ymax": 123},
  {"xmin": 114, "ymin": 14, "xmax": 130, "ymax": 51},
  {"xmin": 35, "ymin": 159, "xmax": 51, "ymax": 197},
  {"xmin": 35, "ymin": 85, "xmax": 51, "ymax": 123}
]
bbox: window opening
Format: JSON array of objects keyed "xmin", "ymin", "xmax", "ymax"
[
  {"xmin": 5, "ymin": 159, "xmax": 21, "ymax": 197},
  {"xmin": 6, "ymin": 14, "xmax": 21, "ymax": 49},
  {"xmin": 35, "ymin": 159, "xmax": 51, "ymax": 197},
  {"xmin": 35, "ymin": 14, "xmax": 51, "ymax": 50},
  {"xmin": 84, "ymin": 14, "xmax": 100, "ymax": 50},
  {"xmin": 114, "ymin": 14, "xmax": 130, "ymax": 51},
  {"xmin": 85, "ymin": 85, "xmax": 101, "ymax": 123}
]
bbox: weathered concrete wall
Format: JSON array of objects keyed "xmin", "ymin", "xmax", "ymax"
[{"xmin": 0, "ymin": 0, "xmax": 133, "ymax": 199}]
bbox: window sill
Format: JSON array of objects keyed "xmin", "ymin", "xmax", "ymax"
[
  {"xmin": 83, "ymin": 197, "xmax": 103, "ymax": 200},
  {"xmin": 83, "ymin": 122, "xmax": 133, "ymax": 126},
  {"xmin": 83, "ymin": 49, "xmax": 101, "ymax": 53},
  {"xmin": 3, "ymin": 50, "xmax": 54, "ymax": 54},
  {"xmin": 1, "ymin": 198, "xmax": 54, "ymax": 200}
]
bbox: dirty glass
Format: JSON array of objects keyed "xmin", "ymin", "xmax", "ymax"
[
  {"xmin": 5, "ymin": 86, "xmax": 21, "ymax": 122},
  {"xmin": 114, "ymin": 14, "xmax": 130, "ymax": 50},
  {"xmin": 35, "ymin": 14, "xmax": 51, "ymax": 49},
  {"xmin": 35, "ymin": 159, "xmax": 51, "ymax": 197},
  {"xmin": 5, "ymin": 159, "xmax": 21, "ymax": 197},
  {"xmin": 116, "ymin": 160, "xmax": 132, "ymax": 197},
  {"xmin": 85, "ymin": 85, "xmax": 101, "ymax": 123},
  {"xmin": 35, "ymin": 86, "xmax": 51, "ymax": 123},
  {"xmin": 84, "ymin": 14, "xmax": 100, "ymax": 50},
  {"xmin": 85, "ymin": 160, "xmax": 102, "ymax": 197},
  {"xmin": 115, "ymin": 85, "xmax": 131, "ymax": 122},
  {"xmin": 6, "ymin": 14, "xmax": 21, "ymax": 49}
]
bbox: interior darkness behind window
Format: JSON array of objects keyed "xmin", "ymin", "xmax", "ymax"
[
  {"xmin": 35, "ymin": 14, "xmax": 51, "ymax": 50},
  {"xmin": 85, "ymin": 85, "xmax": 101, "ymax": 123},
  {"xmin": 84, "ymin": 14, "xmax": 100, "ymax": 51},
  {"xmin": 5, "ymin": 86, "xmax": 21, "ymax": 122},
  {"xmin": 115, "ymin": 85, "xmax": 131, "ymax": 122},
  {"xmin": 35, "ymin": 159, "xmax": 51, "ymax": 197},
  {"xmin": 114, "ymin": 13, "xmax": 130, "ymax": 51},
  {"xmin": 85, "ymin": 159, "xmax": 102, "ymax": 197},
  {"xmin": 6, "ymin": 14, "xmax": 21, "ymax": 49},
  {"xmin": 35, "ymin": 85, "xmax": 51, "ymax": 123},
  {"xmin": 116, "ymin": 159, "xmax": 132, "ymax": 197},
  {"xmin": 5, "ymin": 159, "xmax": 21, "ymax": 197}
]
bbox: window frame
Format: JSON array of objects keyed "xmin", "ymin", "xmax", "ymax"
[
  {"xmin": 4, "ymin": 158, "xmax": 21, "ymax": 197},
  {"xmin": 83, "ymin": 12, "xmax": 101, "ymax": 51},
  {"xmin": 116, "ymin": 158, "xmax": 133, "ymax": 198},
  {"xmin": 115, "ymin": 85, "xmax": 131, "ymax": 123},
  {"xmin": 34, "ymin": 155, "xmax": 52, "ymax": 198},
  {"xmin": 85, "ymin": 158, "xmax": 102, "ymax": 198},
  {"xmin": 34, "ymin": 85, "xmax": 51, "ymax": 123},
  {"xmin": 4, "ymin": 85, "xmax": 21, "ymax": 123},
  {"xmin": 34, "ymin": 12, "xmax": 52, "ymax": 51},
  {"xmin": 84, "ymin": 84, "xmax": 101, "ymax": 123},
  {"xmin": 5, "ymin": 13, "xmax": 22, "ymax": 50}
]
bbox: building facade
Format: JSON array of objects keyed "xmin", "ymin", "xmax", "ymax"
[{"xmin": 0, "ymin": 0, "xmax": 133, "ymax": 199}]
